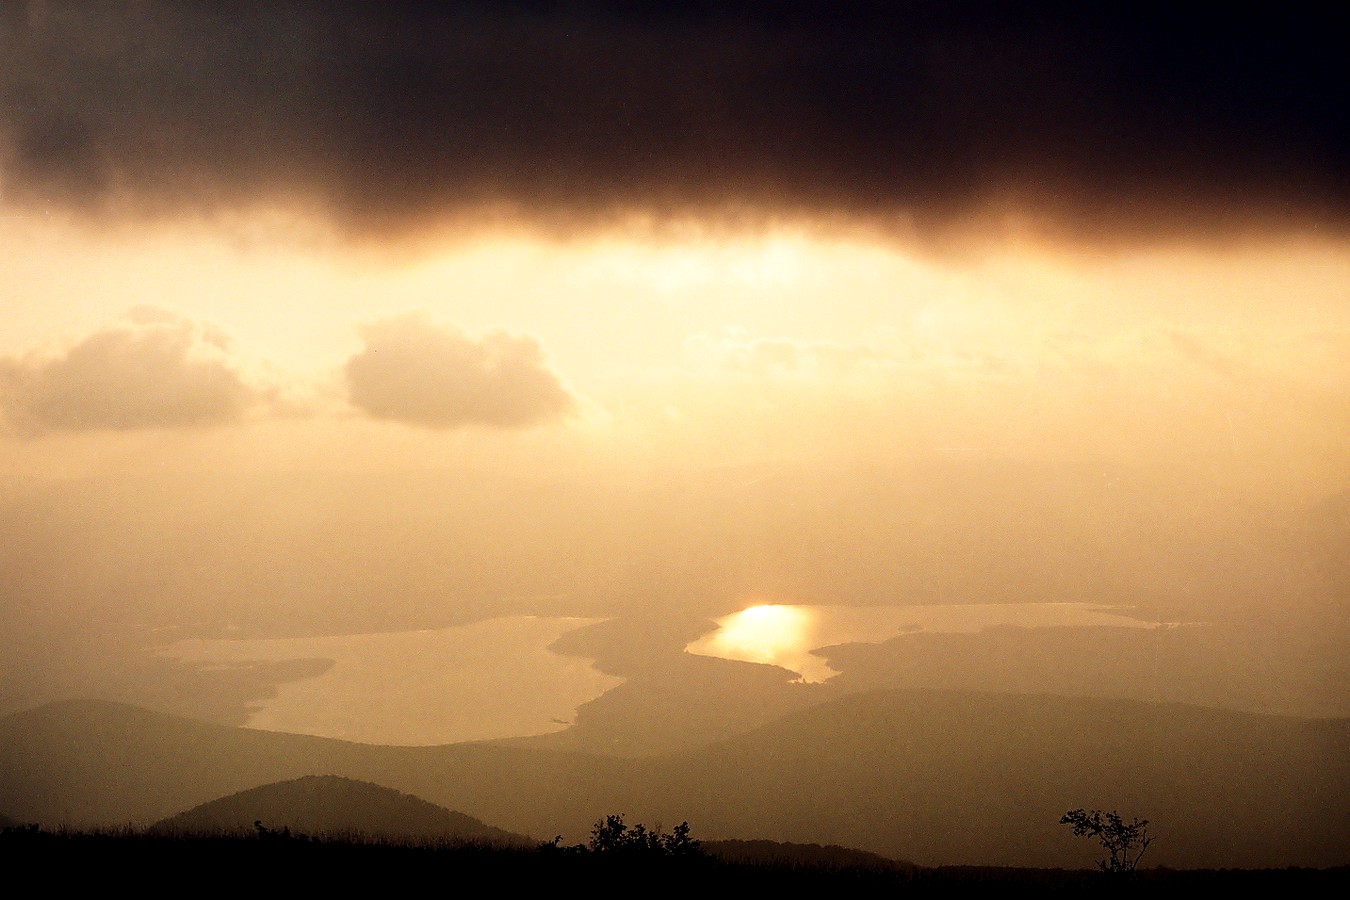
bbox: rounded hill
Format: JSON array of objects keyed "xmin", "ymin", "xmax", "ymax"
[{"xmin": 150, "ymin": 775, "xmax": 533, "ymax": 846}]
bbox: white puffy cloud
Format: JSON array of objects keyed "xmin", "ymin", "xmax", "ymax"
[
  {"xmin": 345, "ymin": 313, "xmax": 574, "ymax": 429},
  {"xmin": 0, "ymin": 309, "xmax": 258, "ymax": 435}
]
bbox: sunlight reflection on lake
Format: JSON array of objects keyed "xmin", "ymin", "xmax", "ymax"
[
  {"xmin": 157, "ymin": 604, "xmax": 1160, "ymax": 745},
  {"xmin": 157, "ymin": 616, "xmax": 620, "ymax": 746},
  {"xmin": 685, "ymin": 602, "xmax": 1154, "ymax": 683}
]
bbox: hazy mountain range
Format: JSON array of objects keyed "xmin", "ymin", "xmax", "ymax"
[{"xmin": 2, "ymin": 689, "xmax": 1344, "ymax": 870}]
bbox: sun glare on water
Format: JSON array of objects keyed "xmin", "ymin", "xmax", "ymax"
[{"xmin": 689, "ymin": 604, "xmax": 830, "ymax": 682}]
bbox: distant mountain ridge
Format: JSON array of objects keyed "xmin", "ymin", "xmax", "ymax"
[
  {"xmin": 1, "ymin": 690, "xmax": 1345, "ymax": 869},
  {"xmin": 151, "ymin": 775, "xmax": 532, "ymax": 846}
]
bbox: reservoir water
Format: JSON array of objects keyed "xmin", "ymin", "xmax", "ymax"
[{"xmin": 160, "ymin": 603, "xmax": 1154, "ymax": 745}]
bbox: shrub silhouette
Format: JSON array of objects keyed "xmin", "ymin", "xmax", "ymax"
[
  {"xmin": 573, "ymin": 814, "xmax": 702, "ymax": 857},
  {"xmin": 254, "ymin": 819, "xmax": 310, "ymax": 842},
  {"xmin": 1060, "ymin": 808, "xmax": 1154, "ymax": 874}
]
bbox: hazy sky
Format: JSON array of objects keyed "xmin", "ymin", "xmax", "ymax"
[{"xmin": 1, "ymin": 2, "xmax": 1346, "ymax": 742}]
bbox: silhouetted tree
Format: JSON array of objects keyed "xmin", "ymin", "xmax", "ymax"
[
  {"xmin": 586, "ymin": 814, "xmax": 702, "ymax": 857},
  {"xmin": 1060, "ymin": 808, "xmax": 1154, "ymax": 874},
  {"xmin": 662, "ymin": 820, "xmax": 701, "ymax": 856}
]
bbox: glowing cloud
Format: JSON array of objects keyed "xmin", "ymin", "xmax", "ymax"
[
  {"xmin": 0, "ymin": 307, "xmax": 257, "ymax": 435},
  {"xmin": 344, "ymin": 312, "xmax": 574, "ymax": 429}
]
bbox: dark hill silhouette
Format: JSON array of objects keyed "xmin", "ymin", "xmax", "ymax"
[
  {"xmin": 496, "ymin": 648, "xmax": 839, "ymax": 756},
  {"xmin": 150, "ymin": 775, "xmax": 531, "ymax": 845},
  {"xmin": 651, "ymin": 690, "xmax": 1347, "ymax": 869},
  {"xmin": 703, "ymin": 838, "xmax": 916, "ymax": 872},
  {"xmin": 1, "ymin": 691, "xmax": 1345, "ymax": 869}
]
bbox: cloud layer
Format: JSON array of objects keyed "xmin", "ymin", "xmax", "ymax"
[
  {"xmin": 1, "ymin": 2, "xmax": 1344, "ymax": 243},
  {"xmin": 345, "ymin": 313, "xmax": 574, "ymax": 428},
  {"xmin": 0, "ymin": 308, "xmax": 257, "ymax": 434}
]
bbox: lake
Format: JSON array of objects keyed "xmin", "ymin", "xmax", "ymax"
[{"xmin": 160, "ymin": 603, "xmax": 1154, "ymax": 745}]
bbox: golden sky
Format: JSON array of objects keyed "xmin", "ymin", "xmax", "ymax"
[
  {"xmin": 1, "ymin": 3, "xmax": 1345, "ymax": 740},
  {"xmin": 3, "ymin": 211, "xmax": 1345, "ymax": 501}
]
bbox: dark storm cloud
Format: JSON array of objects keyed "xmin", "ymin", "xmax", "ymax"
[
  {"xmin": 1, "ymin": 1, "xmax": 1345, "ymax": 242},
  {"xmin": 345, "ymin": 312, "xmax": 574, "ymax": 428}
]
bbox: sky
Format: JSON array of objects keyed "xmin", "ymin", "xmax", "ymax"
[{"xmin": 1, "ymin": 2, "xmax": 1346, "ymax": 744}]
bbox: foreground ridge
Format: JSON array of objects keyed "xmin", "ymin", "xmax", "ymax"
[{"xmin": 3, "ymin": 825, "xmax": 1346, "ymax": 896}]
